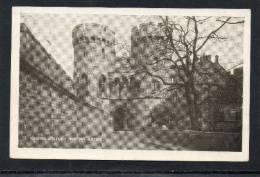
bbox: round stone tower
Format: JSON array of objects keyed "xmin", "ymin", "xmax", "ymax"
[
  {"xmin": 131, "ymin": 22, "xmax": 165, "ymax": 65},
  {"xmin": 72, "ymin": 23, "xmax": 116, "ymax": 106}
]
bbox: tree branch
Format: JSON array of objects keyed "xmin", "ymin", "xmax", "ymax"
[
  {"xmin": 141, "ymin": 64, "xmax": 185, "ymax": 86},
  {"xmin": 196, "ymin": 17, "xmax": 231, "ymax": 52},
  {"xmin": 216, "ymin": 19, "xmax": 244, "ymax": 24}
]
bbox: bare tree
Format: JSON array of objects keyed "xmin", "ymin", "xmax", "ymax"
[{"xmin": 128, "ymin": 16, "xmax": 244, "ymax": 130}]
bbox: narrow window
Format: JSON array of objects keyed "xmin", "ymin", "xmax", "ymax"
[
  {"xmin": 152, "ymin": 79, "xmax": 160, "ymax": 92},
  {"xmin": 129, "ymin": 76, "xmax": 140, "ymax": 96},
  {"xmin": 114, "ymin": 77, "xmax": 121, "ymax": 97},
  {"xmin": 98, "ymin": 74, "xmax": 106, "ymax": 97},
  {"xmin": 84, "ymin": 50, "xmax": 87, "ymax": 57},
  {"xmin": 79, "ymin": 73, "xmax": 89, "ymax": 97},
  {"xmin": 91, "ymin": 36, "xmax": 95, "ymax": 41}
]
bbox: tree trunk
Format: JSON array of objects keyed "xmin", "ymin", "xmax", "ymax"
[
  {"xmin": 189, "ymin": 97, "xmax": 201, "ymax": 130},
  {"xmin": 185, "ymin": 83, "xmax": 201, "ymax": 131}
]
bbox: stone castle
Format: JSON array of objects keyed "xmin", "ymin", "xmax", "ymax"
[
  {"xmin": 18, "ymin": 22, "xmax": 242, "ymax": 150},
  {"xmin": 72, "ymin": 23, "xmax": 166, "ymax": 101},
  {"xmin": 71, "ymin": 22, "xmax": 238, "ymax": 131},
  {"xmin": 71, "ymin": 23, "xmax": 170, "ymax": 131}
]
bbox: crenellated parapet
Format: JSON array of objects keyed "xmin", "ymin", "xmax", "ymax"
[
  {"xmin": 131, "ymin": 22, "xmax": 165, "ymax": 62},
  {"xmin": 72, "ymin": 23, "xmax": 115, "ymax": 47},
  {"xmin": 131, "ymin": 22, "xmax": 164, "ymax": 38}
]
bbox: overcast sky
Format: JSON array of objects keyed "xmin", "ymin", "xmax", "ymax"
[{"xmin": 21, "ymin": 13, "xmax": 244, "ymax": 78}]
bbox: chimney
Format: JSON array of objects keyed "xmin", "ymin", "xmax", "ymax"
[
  {"xmin": 215, "ymin": 55, "xmax": 219, "ymax": 64},
  {"xmin": 206, "ymin": 55, "xmax": 211, "ymax": 61}
]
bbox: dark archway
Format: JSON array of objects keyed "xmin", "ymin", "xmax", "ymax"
[
  {"xmin": 111, "ymin": 103, "xmax": 135, "ymax": 131},
  {"xmin": 112, "ymin": 105, "xmax": 127, "ymax": 131}
]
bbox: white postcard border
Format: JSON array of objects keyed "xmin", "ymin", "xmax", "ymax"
[{"xmin": 10, "ymin": 7, "xmax": 251, "ymax": 161}]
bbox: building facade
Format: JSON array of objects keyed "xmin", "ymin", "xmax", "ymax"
[{"xmin": 18, "ymin": 21, "xmax": 242, "ymax": 149}]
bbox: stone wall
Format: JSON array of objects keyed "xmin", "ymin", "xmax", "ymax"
[{"xmin": 19, "ymin": 65, "xmax": 105, "ymax": 148}]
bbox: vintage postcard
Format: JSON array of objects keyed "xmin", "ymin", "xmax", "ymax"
[{"xmin": 10, "ymin": 7, "xmax": 250, "ymax": 161}]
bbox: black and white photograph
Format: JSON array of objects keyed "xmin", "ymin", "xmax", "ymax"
[{"xmin": 10, "ymin": 7, "xmax": 250, "ymax": 161}]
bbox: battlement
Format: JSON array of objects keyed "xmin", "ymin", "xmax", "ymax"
[
  {"xmin": 131, "ymin": 22, "xmax": 164, "ymax": 38},
  {"xmin": 131, "ymin": 22, "xmax": 165, "ymax": 59},
  {"xmin": 72, "ymin": 23, "xmax": 115, "ymax": 47}
]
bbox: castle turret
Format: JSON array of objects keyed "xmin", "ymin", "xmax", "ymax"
[
  {"xmin": 72, "ymin": 23, "xmax": 116, "ymax": 105},
  {"xmin": 131, "ymin": 22, "xmax": 165, "ymax": 65}
]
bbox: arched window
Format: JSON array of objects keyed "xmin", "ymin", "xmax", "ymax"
[
  {"xmin": 91, "ymin": 36, "xmax": 95, "ymax": 41},
  {"xmin": 119, "ymin": 76, "xmax": 128, "ymax": 98},
  {"xmin": 121, "ymin": 76, "xmax": 129, "ymax": 87},
  {"xmin": 102, "ymin": 48, "xmax": 105, "ymax": 57},
  {"xmin": 83, "ymin": 50, "xmax": 88, "ymax": 57},
  {"xmin": 152, "ymin": 79, "xmax": 161, "ymax": 92},
  {"xmin": 170, "ymin": 75, "xmax": 175, "ymax": 84},
  {"xmin": 78, "ymin": 73, "xmax": 89, "ymax": 97},
  {"xmin": 129, "ymin": 76, "xmax": 135, "ymax": 91},
  {"xmin": 98, "ymin": 74, "xmax": 106, "ymax": 97},
  {"xmin": 129, "ymin": 76, "xmax": 141, "ymax": 96},
  {"xmin": 79, "ymin": 35, "xmax": 84, "ymax": 41},
  {"xmin": 114, "ymin": 77, "xmax": 121, "ymax": 97}
]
